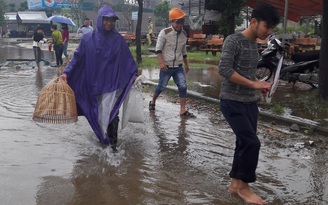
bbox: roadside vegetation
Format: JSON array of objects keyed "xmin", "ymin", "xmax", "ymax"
[
  {"xmin": 130, "ymin": 45, "xmax": 328, "ymax": 126},
  {"xmin": 129, "ymin": 45, "xmax": 219, "ymax": 69}
]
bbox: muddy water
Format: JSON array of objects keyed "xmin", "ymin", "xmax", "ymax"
[
  {"xmin": 1, "ymin": 39, "xmax": 328, "ymax": 204},
  {"xmin": 142, "ymin": 66, "xmax": 326, "ymax": 125}
]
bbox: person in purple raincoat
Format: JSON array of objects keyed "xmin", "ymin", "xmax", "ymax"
[{"xmin": 60, "ymin": 5, "xmax": 138, "ymax": 152}]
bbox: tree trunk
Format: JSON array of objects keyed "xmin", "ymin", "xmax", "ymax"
[
  {"xmin": 319, "ymin": 0, "xmax": 328, "ymax": 99},
  {"xmin": 136, "ymin": 0, "xmax": 143, "ymax": 64}
]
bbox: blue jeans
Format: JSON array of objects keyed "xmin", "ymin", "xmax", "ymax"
[
  {"xmin": 154, "ymin": 66, "xmax": 187, "ymax": 98},
  {"xmin": 63, "ymin": 43, "xmax": 68, "ymax": 57},
  {"xmin": 220, "ymin": 99, "xmax": 260, "ymax": 183}
]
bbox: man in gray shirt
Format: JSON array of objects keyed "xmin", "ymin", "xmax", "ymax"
[
  {"xmin": 218, "ymin": 2, "xmax": 280, "ymax": 205},
  {"xmin": 77, "ymin": 18, "xmax": 93, "ymax": 35}
]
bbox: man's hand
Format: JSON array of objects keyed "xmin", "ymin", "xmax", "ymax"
[
  {"xmin": 160, "ymin": 63, "xmax": 167, "ymax": 72},
  {"xmin": 60, "ymin": 73, "xmax": 67, "ymax": 82},
  {"xmin": 184, "ymin": 65, "xmax": 189, "ymax": 74},
  {"xmin": 251, "ymin": 81, "xmax": 271, "ymax": 92}
]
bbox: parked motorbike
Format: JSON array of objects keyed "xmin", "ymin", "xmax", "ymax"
[{"xmin": 256, "ymin": 36, "xmax": 320, "ymax": 88}]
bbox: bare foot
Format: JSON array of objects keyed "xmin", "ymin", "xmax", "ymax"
[
  {"xmin": 238, "ymin": 182, "xmax": 266, "ymax": 205},
  {"xmin": 228, "ymin": 178, "xmax": 239, "ymax": 193}
]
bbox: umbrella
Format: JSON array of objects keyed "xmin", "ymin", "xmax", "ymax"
[{"xmin": 48, "ymin": 15, "xmax": 76, "ymax": 26}]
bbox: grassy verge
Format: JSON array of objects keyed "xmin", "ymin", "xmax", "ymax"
[
  {"xmin": 131, "ymin": 45, "xmax": 328, "ymax": 126},
  {"xmin": 129, "ymin": 45, "xmax": 219, "ymax": 69}
]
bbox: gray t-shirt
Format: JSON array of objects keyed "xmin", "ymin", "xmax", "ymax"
[{"xmin": 218, "ymin": 32, "xmax": 260, "ymax": 102}]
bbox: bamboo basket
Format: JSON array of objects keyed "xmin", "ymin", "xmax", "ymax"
[{"xmin": 33, "ymin": 77, "xmax": 78, "ymax": 124}]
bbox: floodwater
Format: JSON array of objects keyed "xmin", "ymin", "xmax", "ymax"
[
  {"xmin": 142, "ymin": 62, "xmax": 328, "ymax": 126},
  {"xmin": 1, "ymin": 38, "xmax": 328, "ymax": 205}
]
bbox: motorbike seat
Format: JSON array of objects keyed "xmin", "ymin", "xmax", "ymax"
[{"xmin": 291, "ymin": 50, "xmax": 320, "ymax": 63}]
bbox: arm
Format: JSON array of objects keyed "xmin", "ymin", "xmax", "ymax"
[
  {"xmin": 183, "ymin": 55, "xmax": 189, "ymax": 74},
  {"xmin": 157, "ymin": 53, "xmax": 166, "ymax": 72},
  {"xmin": 155, "ymin": 29, "xmax": 166, "ymax": 71},
  {"xmin": 60, "ymin": 38, "xmax": 85, "ymax": 82},
  {"xmin": 76, "ymin": 27, "xmax": 81, "ymax": 34},
  {"xmin": 228, "ymin": 72, "xmax": 271, "ymax": 91},
  {"xmin": 219, "ymin": 36, "xmax": 271, "ymax": 92}
]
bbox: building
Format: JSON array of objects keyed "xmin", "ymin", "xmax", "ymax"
[{"xmin": 4, "ymin": 11, "xmax": 50, "ymax": 37}]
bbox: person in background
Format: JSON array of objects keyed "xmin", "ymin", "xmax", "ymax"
[
  {"xmin": 77, "ymin": 18, "xmax": 93, "ymax": 35},
  {"xmin": 149, "ymin": 8, "xmax": 194, "ymax": 118},
  {"xmin": 218, "ymin": 2, "xmax": 280, "ymax": 205},
  {"xmin": 60, "ymin": 5, "xmax": 138, "ymax": 152},
  {"xmin": 61, "ymin": 23, "xmax": 69, "ymax": 63},
  {"xmin": 32, "ymin": 26, "xmax": 47, "ymax": 70},
  {"xmin": 50, "ymin": 24, "xmax": 64, "ymax": 67},
  {"xmin": 147, "ymin": 16, "xmax": 153, "ymax": 46}
]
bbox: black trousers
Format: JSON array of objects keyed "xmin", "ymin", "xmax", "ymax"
[
  {"xmin": 107, "ymin": 115, "xmax": 119, "ymax": 146},
  {"xmin": 54, "ymin": 44, "xmax": 63, "ymax": 66},
  {"xmin": 220, "ymin": 99, "xmax": 260, "ymax": 183}
]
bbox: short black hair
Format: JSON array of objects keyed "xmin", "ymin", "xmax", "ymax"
[
  {"xmin": 51, "ymin": 25, "xmax": 57, "ymax": 30},
  {"xmin": 251, "ymin": 2, "xmax": 280, "ymax": 27},
  {"xmin": 84, "ymin": 18, "xmax": 90, "ymax": 21}
]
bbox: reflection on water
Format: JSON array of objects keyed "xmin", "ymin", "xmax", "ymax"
[
  {"xmin": 143, "ymin": 66, "xmax": 326, "ymax": 123},
  {"xmin": 1, "ymin": 38, "xmax": 328, "ymax": 204}
]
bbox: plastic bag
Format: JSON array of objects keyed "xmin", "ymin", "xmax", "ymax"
[{"xmin": 119, "ymin": 75, "xmax": 145, "ymax": 130}]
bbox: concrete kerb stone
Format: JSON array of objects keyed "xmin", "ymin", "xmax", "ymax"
[{"xmin": 142, "ymin": 80, "xmax": 328, "ymax": 135}]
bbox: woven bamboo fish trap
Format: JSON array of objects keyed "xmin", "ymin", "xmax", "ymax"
[{"xmin": 33, "ymin": 77, "xmax": 78, "ymax": 124}]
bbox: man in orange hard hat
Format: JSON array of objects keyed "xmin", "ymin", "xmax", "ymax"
[{"xmin": 149, "ymin": 8, "xmax": 195, "ymax": 118}]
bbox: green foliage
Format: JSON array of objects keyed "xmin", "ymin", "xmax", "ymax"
[
  {"xmin": 128, "ymin": 45, "xmax": 219, "ymax": 69},
  {"xmin": 18, "ymin": 2, "xmax": 28, "ymax": 11},
  {"xmin": 70, "ymin": 0, "xmax": 86, "ymax": 27},
  {"xmin": 0, "ymin": 0, "xmax": 6, "ymax": 26},
  {"xmin": 274, "ymin": 24, "xmax": 315, "ymax": 36},
  {"xmin": 154, "ymin": 1, "xmax": 171, "ymax": 27},
  {"xmin": 272, "ymin": 104, "xmax": 284, "ymax": 115},
  {"xmin": 206, "ymin": 0, "xmax": 247, "ymax": 37},
  {"xmin": 6, "ymin": 1, "xmax": 28, "ymax": 12},
  {"xmin": 7, "ymin": 3, "xmax": 15, "ymax": 12}
]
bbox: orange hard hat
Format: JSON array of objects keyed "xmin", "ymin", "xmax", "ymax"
[{"xmin": 169, "ymin": 8, "xmax": 186, "ymax": 21}]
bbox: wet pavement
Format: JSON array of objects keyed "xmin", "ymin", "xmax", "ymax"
[{"xmin": 1, "ymin": 38, "xmax": 328, "ymax": 205}]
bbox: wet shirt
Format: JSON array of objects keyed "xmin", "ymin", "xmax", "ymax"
[
  {"xmin": 62, "ymin": 30, "xmax": 69, "ymax": 44},
  {"xmin": 219, "ymin": 32, "xmax": 260, "ymax": 102},
  {"xmin": 77, "ymin": 26, "xmax": 93, "ymax": 35},
  {"xmin": 155, "ymin": 26, "xmax": 187, "ymax": 67},
  {"xmin": 51, "ymin": 30, "xmax": 63, "ymax": 45},
  {"xmin": 33, "ymin": 31, "xmax": 46, "ymax": 47}
]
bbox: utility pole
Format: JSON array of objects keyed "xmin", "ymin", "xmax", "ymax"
[{"xmin": 189, "ymin": 0, "xmax": 191, "ymax": 16}]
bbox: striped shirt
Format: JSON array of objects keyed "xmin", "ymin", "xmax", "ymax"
[{"xmin": 219, "ymin": 32, "xmax": 260, "ymax": 102}]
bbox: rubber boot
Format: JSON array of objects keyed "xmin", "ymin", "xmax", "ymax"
[{"xmin": 107, "ymin": 115, "xmax": 119, "ymax": 152}]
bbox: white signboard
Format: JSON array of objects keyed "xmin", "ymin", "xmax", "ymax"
[{"xmin": 132, "ymin": 11, "xmax": 138, "ymax": 20}]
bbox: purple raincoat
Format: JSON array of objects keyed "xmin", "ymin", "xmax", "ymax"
[{"xmin": 63, "ymin": 5, "xmax": 138, "ymax": 145}]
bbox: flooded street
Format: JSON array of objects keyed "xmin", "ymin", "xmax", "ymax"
[{"xmin": 1, "ymin": 38, "xmax": 328, "ymax": 205}]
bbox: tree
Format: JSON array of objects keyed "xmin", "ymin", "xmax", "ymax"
[
  {"xmin": 117, "ymin": 1, "xmax": 134, "ymax": 32},
  {"xmin": 154, "ymin": 1, "xmax": 171, "ymax": 27},
  {"xmin": 70, "ymin": 0, "xmax": 86, "ymax": 27},
  {"xmin": 319, "ymin": 0, "xmax": 328, "ymax": 99},
  {"xmin": 7, "ymin": 3, "xmax": 16, "ymax": 12},
  {"xmin": 18, "ymin": 2, "xmax": 28, "ymax": 11},
  {"xmin": 135, "ymin": 0, "xmax": 143, "ymax": 64},
  {"xmin": 0, "ymin": 0, "xmax": 6, "ymax": 26},
  {"xmin": 206, "ymin": 0, "xmax": 247, "ymax": 37}
]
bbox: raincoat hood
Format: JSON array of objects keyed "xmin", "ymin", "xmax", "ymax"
[
  {"xmin": 62, "ymin": 5, "xmax": 137, "ymax": 145},
  {"xmin": 97, "ymin": 5, "xmax": 119, "ymax": 32}
]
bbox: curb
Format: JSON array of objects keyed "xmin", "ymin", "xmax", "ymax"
[{"xmin": 143, "ymin": 80, "xmax": 328, "ymax": 134}]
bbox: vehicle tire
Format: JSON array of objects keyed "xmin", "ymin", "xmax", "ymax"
[{"xmin": 256, "ymin": 65, "xmax": 273, "ymax": 81}]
